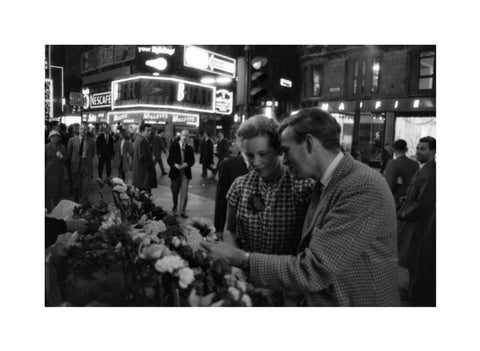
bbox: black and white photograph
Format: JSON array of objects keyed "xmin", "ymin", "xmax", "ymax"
[{"xmin": 2, "ymin": 1, "xmax": 480, "ymax": 350}]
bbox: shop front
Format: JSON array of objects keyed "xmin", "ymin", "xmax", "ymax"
[{"xmin": 315, "ymin": 97, "xmax": 436, "ymax": 164}]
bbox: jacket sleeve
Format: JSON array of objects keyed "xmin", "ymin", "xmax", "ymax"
[
  {"xmin": 67, "ymin": 138, "xmax": 73, "ymax": 159},
  {"xmin": 249, "ymin": 181, "xmax": 395, "ymax": 293},
  {"xmin": 138, "ymin": 140, "xmax": 153, "ymax": 167},
  {"xmin": 186, "ymin": 146, "xmax": 195, "ymax": 167},
  {"xmin": 167, "ymin": 144, "xmax": 176, "ymax": 167}
]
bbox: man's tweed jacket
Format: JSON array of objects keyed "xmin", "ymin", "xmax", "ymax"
[{"xmin": 249, "ymin": 153, "xmax": 401, "ymax": 306}]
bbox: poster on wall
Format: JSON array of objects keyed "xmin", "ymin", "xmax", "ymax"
[
  {"xmin": 80, "ymin": 48, "xmax": 98, "ymax": 73},
  {"xmin": 114, "ymin": 45, "xmax": 136, "ymax": 64},
  {"xmin": 97, "ymin": 46, "xmax": 114, "ymax": 68}
]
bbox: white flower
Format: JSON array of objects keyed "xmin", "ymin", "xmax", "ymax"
[
  {"xmin": 171, "ymin": 236, "xmax": 182, "ymax": 248},
  {"xmin": 137, "ymin": 214, "xmax": 147, "ymax": 227},
  {"xmin": 205, "ymin": 233, "xmax": 218, "ymax": 242},
  {"xmin": 154, "ymin": 255, "xmax": 186, "ymax": 273},
  {"xmin": 138, "ymin": 243, "xmax": 170, "ymax": 260},
  {"xmin": 111, "ymin": 177, "xmax": 125, "ymax": 186},
  {"xmin": 236, "ymin": 280, "xmax": 247, "ymax": 293},
  {"xmin": 241, "ymin": 294, "xmax": 252, "ymax": 307},
  {"xmin": 176, "ymin": 267, "xmax": 195, "ymax": 289},
  {"xmin": 119, "ymin": 192, "xmax": 130, "ymax": 200},
  {"xmin": 114, "ymin": 242, "xmax": 123, "ymax": 253},
  {"xmin": 228, "ymin": 287, "xmax": 240, "ymax": 301},
  {"xmin": 113, "ymin": 184, "xmax": 128, "ymax": 193},
  {"xmin": 129, "ymin": 229, "xmax": 147, "ymax": 244},
  {"xmin": 144, "ymin": 220, "xmax": 167, "ymax": 236}
]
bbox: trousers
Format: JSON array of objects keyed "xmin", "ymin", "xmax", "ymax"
[{"xmin": 171, "ymin": 172, "xmax": 189, "ymax": 214}]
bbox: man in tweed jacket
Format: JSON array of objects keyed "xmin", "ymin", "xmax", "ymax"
[{"xmin": 201, "ymin": 108, "xmax": 400, "ymax": 306}]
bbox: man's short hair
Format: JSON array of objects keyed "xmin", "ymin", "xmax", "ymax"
[
  {"xmin": 392, "ymin": 139, "xmax": 408, "ymax": 152},
  {"xmin": 237, "ymin": 115, "xmax": 281, "ymax": 152},
  {"xmin": 139, "ymin": 123, "xmax": 151, "ymax": 132},
  {"xmin": 419, "ymin": 136, "xmax": 436, "ymax": 151},
  {"xmin": 278, "ymin": 108, "xmax": 341, "ymax": 151}
]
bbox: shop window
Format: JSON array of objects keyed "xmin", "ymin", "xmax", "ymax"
[
  {"xmin": 371, "ymin": 57, "xmax": 381, "ymax": 93},
  {"xmin": 358, "ymin": 113, "xmax": 386, "ymax": 165},
  {"xmin": 395, "ymin": 116, "xmax": 436, "ymax": 158},
  {"xmin": 312, "ymin": 65, "xmax": 322, "ymax": 96},
  {"xmin": 418, "ymin": 51, "xmax": 435, "ymax": 90}
]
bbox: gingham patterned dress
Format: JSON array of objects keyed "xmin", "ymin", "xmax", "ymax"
[{"xmin": 227, "ymin": 166, "xmax": 315, "ymax": 255}]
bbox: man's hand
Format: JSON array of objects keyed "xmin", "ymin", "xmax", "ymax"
[
  {"xmin": 174, "ymin": 163, "xmax": 182, "ymax": 170},
  {"xmin": 65, "ymin": 219, "xmax": 88, "ymax": 234},
  {"xmin": 200, "ymin": 241, "xmax": 246, "ymax": 267},
  {"xmin": 56, "ymin": 151, "xmax": 64, "ymax": 159}
]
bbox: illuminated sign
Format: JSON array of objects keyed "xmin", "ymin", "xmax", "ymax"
[
  {"xmin": 184, "ymin": 45, "xmax": 236, "ymax": 78},
  {"xmin": 280, "ymin": 78, "xmax": 292, "ymax": 88},
  {"xmin": 145, "ymin": 57, "xmax": 168, "ymax": 71},
  {"xmin": 137, "ymin": 46, "xmax": 175, "ymax": 56},
  {"xmin": 82, "ymin": 111, "xmax": 107, "ymax": 123},
  {"xmin": 111, "ymin": 76, "xmax": 215, "ymax": 113},
  {"xmin": 82, "ymin": 91, "xmax": 112, "ymax": 109},
  {"xmin": 215, "ymin": 89, "xmax": 233, "ymax": 115},
  {"xmin": 107, "ymin": 110, "xmax": 199, "ymax": 127},
  {"xmin": 45, "ymin": 79, "xmax": 53, "ymax": 119}
]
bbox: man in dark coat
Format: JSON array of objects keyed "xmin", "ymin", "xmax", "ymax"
[
  {"xmin": 132, "ymin": 123, "xmax": 157, "ymax": 193},
  {"xmin": 380, "ymin": 143, "xmax": 392, "ymax": 174},
  {"xmin": 167, "ymin": 129, "xmax": 195, "ymax": 217},
  {"xmin": 397, "ymin": 136, "xmax": 436, "ymax": 301},
  {"xmin": 96, "ymin": 125, "xmax": 115, "ymax": 178},
  {"xmin": 213, "ymin": 140, "xmax": 249, "ymax": 235},
  {"xmin": 200, "ymin": 131, "xmax": 215, "ymax": 177},
  {"xmin": 215, "ymin": 131, "xmax": 229, "ymax": 172},
  {"xmin": 384, "ymin": 139, "xmax": 419, "ymax": 206}
]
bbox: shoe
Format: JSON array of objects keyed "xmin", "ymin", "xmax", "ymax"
[{"xmin": 180, "ymin": 213, "xmax": 188, "ymax": 218}]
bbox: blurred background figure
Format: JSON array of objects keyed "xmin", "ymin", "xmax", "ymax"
[
  {"xmin": 215, "ymin": 131, "xmax": 229, "ymax": 174},
  {"xmin": 132, "ymin": 123, "xmax": 157, "ymax": 194},
  {"xmin": 45, "ymin": 130, "xmax": 68, "ymax": 212},
  {"xmin": 384, "ymin": 139, "xmax": 419, "ymax": 207},
  {"xmin": 96, "ymin": 125, "xmax": 115, "ymax": 178},
  {"xmin": 380, "ymin": 142, "xmax": 392, "ymax": 174},
  {"xmin": 199, "ymin": 131, "xmax": 215, "ymax": 178},
  {"xmin": 152, "ymin": 127, "xmax": 168, "ymax": 176},
  {"xmin": 113, "ymin": 128, "xmax": 134, "ymax": 182}
]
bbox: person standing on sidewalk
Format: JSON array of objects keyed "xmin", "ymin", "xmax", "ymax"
[
  {"xmin": 152, "ymin": 128, "xmax": 168, "ymax": 176},
  {"xmin": 113, "ymin": 128, "xmax": 134, "ymax": 181},
  {"xmin": 167, "ymin": 129, "xmax": 195, "ymax": 218},
  {"xmin": 67, "ymin": 124, "xmax": 95, "ymax": 204},
  {"xmin": 384, "ymin": 139, "xmax": 419, "ymax": 207},
  {"xmin": 45, "ymin": 130, "xmax": 68, "ymax": 212},
  {"xmin": 96, "ymin": 125, "xmax": 115, "ymax": 178},
  {"xmin": 200, "ymin": 131, "xmax": 215, "ymax": 177},
  {"xmin": 215, "ymin": 131, "xmax": 229, "ymax": 173},
  {"xmin": 132, "ymin": 123, "xmax": 157, "ymax": 194},
  {"xmin": 396, "ymin": 136, "xmax": 436, "ymax": 304}
]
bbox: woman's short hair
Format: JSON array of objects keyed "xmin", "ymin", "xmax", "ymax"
[
  {"xmin": 237, "ymin": 115, "xmax": 281, "ymax": 152},
  {"xmin": 279, "ymin": 108, "xmax": 341, "ymax": 151}
]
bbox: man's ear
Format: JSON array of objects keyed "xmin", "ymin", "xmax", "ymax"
[{"xmin": 305, "ymin": 134, "xmax": 314, "ymax": 154}]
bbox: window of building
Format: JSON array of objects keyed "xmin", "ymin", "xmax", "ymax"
[
  {"xmin": 418, "ymin": 50, "xmax": 435, "ymax": 90},
  {"xmin": 312, "ymin": 65, "xmax": 322, "ymax": 96},
  {"xmin": 353, "ymin": 59, "xmax": 366, "ymax": 95},
  {"xmin": 371, "ymin": 57, "xmax": 381, "ymax": 93}
]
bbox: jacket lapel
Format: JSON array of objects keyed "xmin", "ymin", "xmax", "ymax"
[{"xmin": 300, "ymin": 154, "xmax": 355, "ymax": 241}]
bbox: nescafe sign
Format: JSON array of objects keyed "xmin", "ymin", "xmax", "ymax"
[{"xmin": 83, "ymin": 91, "xmax": 112, "ymax": 109}]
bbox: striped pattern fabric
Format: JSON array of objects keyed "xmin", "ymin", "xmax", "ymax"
[
  {"xmin": 249, "ymin": 154, "xmax": 401, "ymax": 306},
  {"xmin": 227, "ymin": 166, "xmax": 315, "ymax": 254}
]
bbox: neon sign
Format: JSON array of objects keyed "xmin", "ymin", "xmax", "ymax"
[
  {"xmin": 215, "ymin": 89, "xmax": 233, "ymax": 115},
  {"xmin": 107, "ymin": 110, "xmax": 199, "ymax": 127},
  {"xmin": 111, "ymin": 76, "xmax": 215, "ymax": 113},
  {"xmin": 184, "ymin": 45, "xmax": 236, "ymax": 78}
]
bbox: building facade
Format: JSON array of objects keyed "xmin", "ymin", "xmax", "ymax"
[{"xmin": 299, "ymin": 45, "xmax": 436, "ymax": 163}]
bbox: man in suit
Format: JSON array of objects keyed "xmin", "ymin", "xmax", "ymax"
[
  {"xmin": 213, "ymin": 138, "xmax": 249, "ymax": 236},
  {"xmin": 200, "ymin": 131, "xmax": 215, "ymax": 177},
  {"xmin": 67, "ymin": 123, "xmax": 96, "ymax": 204},
  {"xmin": 167, "ymin": 129, "xmax": 195, "ymax": 218},
  {"xmin": 113, "ymin": 128, "xmax": 134, "ymax": 181},
  {"xmin": 201, "ymin": 108, "xmax": 400, "ymax": 306},
  {"xmin": 397, "ymin": 136, "xmax": 436, "ymax": 304},
  {"xmin": 96, "ymin": 125, "xmax": 115, "ymax": 178},
  {"xmin": 384, "ymin": 139, "xmax": 419, "ymax": 206},
  {"xmin": 132, "ymin": 123, "xmax": 157, "ymax": 193}
]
